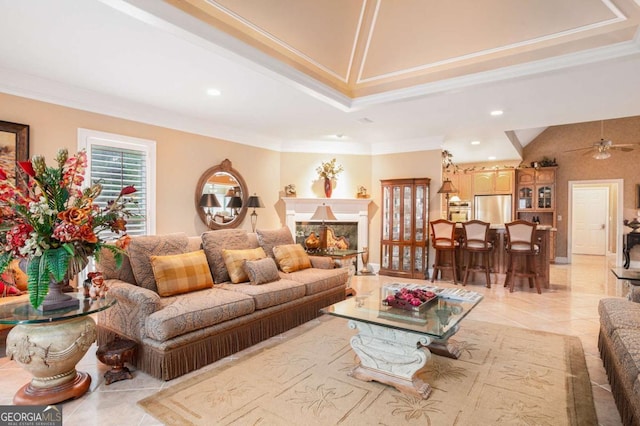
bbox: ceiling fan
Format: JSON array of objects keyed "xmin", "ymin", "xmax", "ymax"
[{"xmin": 564, "ymin": 121, "xmax": 640, "ymax": 159}]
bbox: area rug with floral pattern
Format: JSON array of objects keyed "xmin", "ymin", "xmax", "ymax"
[{"xmin": 139, "ymin": 316, "xmax": 597, "ymax": 425}]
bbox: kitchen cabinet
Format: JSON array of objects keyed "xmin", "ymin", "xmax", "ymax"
[
  {"xmin": 516, "ymin": 167, "xmax": 557, "ymax": 262},
  {"xmin": 450, "ymin": 172, "xmax": 472, "ymax": 201},
  {"xmin": 473, "ymin": 170, "xmax": 514, "ymax": 195},
  {"xmin": 379, "ymin": 178, "xmax": 430, "ymax": 279},
  {"xmin": 516, "ymin": 168, "xmax": 557, "ymax": 223}
]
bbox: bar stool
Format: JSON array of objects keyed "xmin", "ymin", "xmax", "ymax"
[
  {"xmin": 504, "ymin": 220, "xmax": 541, "ymax": 294},
  {"xmin": 461, "ymin": 220, "xmax": 493, "ymax": 288},
  {"xmin": 430, "ymin": 219, "xmax": 459, "ymax": 284}
]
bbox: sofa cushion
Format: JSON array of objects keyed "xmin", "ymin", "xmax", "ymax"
[
  {"xmin": 186, "ymin": 236, "xmax": 202, "ymax": 252},
  {"xmin": 273, "ymin": 244, "xmax": 311, "ymax": 273},
  {"xmin": 145, "ymin": 288, "xmax": 255, "ymax": 342},
  {"xmin": 217, "ymin": 279, "xmax": 306, "ymax": 310},
  {"xmin": 256, "ymin": 227, "xmax": 294, "ymax": 259},
  {"xmin": 282, "ymin": 267, "xmax": 348, "ymax": 295},
  {"xmin": 97, "ymin": 245, "xmax": 137, "ymax": 285},
  {"xmin": 222, "ymin": 247, "xmax": 266, "ymax": 283},
  {"xmin": 127, "ymin": 233, "xmax": 189, "ymax": 292},
  {"xmin": 309, "ymin": 255, "xmax": 335, "ymax": 269},
  {"xmin": 609, "ymin": 328, "xmax": 640, "ymax": 390},
  {"xmin": 151, "ymin": 250, "xmax": 214, "ymax": 297},
  {"xmin": 244, "ymin": 257, "xmax": 280, "ymax": 285},
  {"xmin": 202, "ymin": 229, "xmax": 254, "ymax": 284},
  {"xmin": 598, "ymin": 298, "xmax": 640, "ymax": 336}
]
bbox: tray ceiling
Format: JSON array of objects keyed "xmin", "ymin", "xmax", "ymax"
[{"xmin": 168, "ymin": 0, "xmax": 640, "ymax": 98}]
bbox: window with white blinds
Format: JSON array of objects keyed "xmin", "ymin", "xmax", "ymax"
[
  {"xmin": 90, "ymin": 146, "xmax": 147, "ymax": 237},
  {"xmin": 78, "ymin": 129, "xmax": 156, "ymax": 238}
]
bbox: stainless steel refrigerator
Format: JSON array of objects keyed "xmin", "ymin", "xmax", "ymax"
[{"xmin": 474, "ymin": 194, "xmax": 512, "ymax": 225}]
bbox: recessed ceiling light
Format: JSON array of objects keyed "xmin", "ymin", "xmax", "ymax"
[
  {"xmin": 206, "ymin": 88, "xmax": 221, "ymax": 96},
  {"xmin": 488, "ymin": 156, "xmax": 497, "ymax": 160},
  {"xmin": 471, "ymin": 140, "xmax": 481, "ymax": 145},
  {"xmin": 490, "ymin": 110, "xmax": 503, "ymax": 116}
]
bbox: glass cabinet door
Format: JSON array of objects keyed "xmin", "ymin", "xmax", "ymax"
[
  {"xmin": 382, "ymin": 186, "xmax": 390, "ymax": 240},
  {"xmin": 392, "ymin": 186, "xmax": 400, "ymax": 240},
  {"xmin": 403, "ymin": 185, "xmax": 413, "ymax": 241},
  {"xmin": 518, "ymin": 186, "xmax": 533, "ymax": 210},
  {"xmin": 537, "ymin": 185, "xmax": 553, "ymax": 209}
]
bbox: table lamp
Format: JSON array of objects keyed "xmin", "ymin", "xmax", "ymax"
[
  {"xmin": 247, "ymin": 193, "xmax": 265, "ymax": 232},
  {"xmin": 199, "ymin": 193, "xmax": 221, "ymax": 225},
  {"xmin": 227, "ymin": 196, "xmax": 243, "ymax": 217},
  {"xmin": 310, "ymin": 203, "xmax": 337, "ymax": 251},
  {"xmin": 437, "ymin": 179, "xmax": 458, "ymax": 221}
]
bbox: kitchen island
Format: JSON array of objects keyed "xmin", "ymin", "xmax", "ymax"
[{"xmin": 448, "ymin": 225, "xmax": 554, "ymax": 289}]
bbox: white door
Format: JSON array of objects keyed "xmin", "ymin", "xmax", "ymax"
[{"xmin": 572, "ymin": 187, "xmax": 608, "ymax": 255}]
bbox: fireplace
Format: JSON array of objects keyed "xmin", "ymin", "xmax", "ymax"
[{"xmin": 282, "ymin": 198, "xmax": 371, "ymax": 253}]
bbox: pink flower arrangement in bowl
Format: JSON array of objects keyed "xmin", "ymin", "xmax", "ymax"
[
  {"xmin": 0, "ymin": 148, "xmax": 136, "ymax": 309},
  {"xmin": 383, "ymin": 287, "xmax": 437, "ymax": 311}
]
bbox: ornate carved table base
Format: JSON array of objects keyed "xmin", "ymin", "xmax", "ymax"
[
  {"xmin": 6, "ymin": 316, "xmax": 97, "ymax": 405},
  {"xmin": 427, "ymin": 324, "xmax": 461, "ymax": 359},
  {"xmin": 347, "ymin": 320, "xmax": 434, "ymax": 399}
]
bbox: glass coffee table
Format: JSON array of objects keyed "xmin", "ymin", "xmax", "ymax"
[{"xmin": 322, "ymin": 284, "xmax": 483, "ymax": 399}]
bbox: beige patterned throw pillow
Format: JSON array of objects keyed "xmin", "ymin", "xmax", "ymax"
[
  {"xmin": 127, "ymin": 233, "xmax": 189, "ymax": 292},
  {"xmin": 273, "ymin": 244, "xmax": 311, "ymax": 273},
  {"xmin": 243, "ymin": 257, "xmax": 280, "ymax": 285},
  {"xmin": 150, "ymin": 250, "xmax": 214, "ymax": 296},
  {"xmin": 222, "ymin": 247, "xmax": 266, "ymax": 283},
  {"xmin": 202, "ymin": 229, "xmax": 252, "ymax": 283},
  {"xmin": 256, "ymin": 227, "xmax": 294, "ymax": 259}
]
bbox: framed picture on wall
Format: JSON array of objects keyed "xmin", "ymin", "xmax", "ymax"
[{"xmin": 0, "ymin": 120, "xmax": 30, "ymax": 190}]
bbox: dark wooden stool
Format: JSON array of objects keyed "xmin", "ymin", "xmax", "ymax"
[{"xmin": 96, "ymin": 337, "xmax": 137, "ymax": 385}]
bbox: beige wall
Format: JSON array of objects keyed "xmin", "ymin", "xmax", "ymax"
[{"xmin": 522, "ymin": 116, "xmax": 640, "ymax": 259}]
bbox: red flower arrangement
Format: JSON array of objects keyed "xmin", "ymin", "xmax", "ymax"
[{"xmin": 0, "ymin": 148, "xmax": 136, "ymax": 308}]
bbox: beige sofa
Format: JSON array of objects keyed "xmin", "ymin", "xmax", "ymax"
[
  {"xmin": 96, "ymin": 227, "xmax": 348, "ymax": 380},
  {"xmin": 598, "ymin": 290, "xmax": 640, "ymax": 425}
]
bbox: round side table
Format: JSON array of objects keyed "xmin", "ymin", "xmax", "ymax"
[{"xmin": 0, "ymin": 294, "xmax": 116, "ymax": 405}]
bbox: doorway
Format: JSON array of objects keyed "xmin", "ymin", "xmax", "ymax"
[
  {"xmin": 571, "ymin": 187, "xmax": 608, "ymax": 255},
  {"xmin": 568, "ymin": 180, "xmax": 623, "ymax": 266}
]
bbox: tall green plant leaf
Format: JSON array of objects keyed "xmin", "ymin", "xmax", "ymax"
[
  {"xmin": 27, "ymin": 257, "xmax": 49, "ymax": 309},
  {"xmin": 45, "ymin": 247, "xmax": 70, "ymax": 282},
  {"xmin": 0, "ymin": 252, "xmax": 11, "ymax": 275}
]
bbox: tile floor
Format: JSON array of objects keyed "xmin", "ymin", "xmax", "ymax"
[{"xmin": 0, "ymin": 254, "xmax": 627, "ymax": 425}]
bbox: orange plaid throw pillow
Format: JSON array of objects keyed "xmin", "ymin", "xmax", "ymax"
[
  {"xmin": 272, "ymin": 244, "xmax": 311, "ymax": 273},
  {"xmin": 150, "ymin": 250, "xmax": 214, "ymax": 296}
]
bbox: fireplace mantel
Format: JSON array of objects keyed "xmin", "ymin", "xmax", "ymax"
[{"xmin": 282, "ymin": 198, "xmax": 371, "ymax": 252}]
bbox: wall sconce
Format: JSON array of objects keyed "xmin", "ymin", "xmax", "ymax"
[
  {"xmin": 199, "ymin": 193, "xmax": 220, "ymax": 225},
  {"xmin": 247, "ymin": 193, "xmax": 265, "ymax": 232},
  {"xmin": 310, "ymin": 203, "xmax": 337, "ymax": 251}
]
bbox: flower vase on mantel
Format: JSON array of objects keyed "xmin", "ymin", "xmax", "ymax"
[{"xmin": 324, "ymin": 177, "xmax": 332, "ymax": 198}]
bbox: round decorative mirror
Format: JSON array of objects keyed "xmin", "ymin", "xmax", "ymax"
[{"xmin": 195, "ymin": 159, "xmax": 248, "ymax": 229}]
